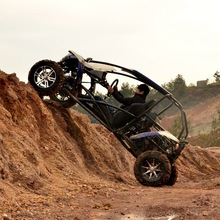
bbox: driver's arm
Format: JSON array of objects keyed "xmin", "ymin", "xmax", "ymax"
[
  {"xmin": 108, "ymin": 86, "xmax": 134, "ymax": 106},
  {"xmin": 113, "ymin": 93, "xmax": 136, "ymax": 106}
]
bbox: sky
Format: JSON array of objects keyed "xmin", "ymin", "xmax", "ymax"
[{"xmin": 1, "ymin": 0, "xmax": 220, "ymax": 86}]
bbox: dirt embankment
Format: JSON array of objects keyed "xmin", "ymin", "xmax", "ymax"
[
  {"xmin": 186, "ymin": 85, "xmax": 220, "ymax": 134},
  {"xmin": 186, "ymin": 95, "xmax": 220, "ymax": 135},
  {"xmin": 0, "ymin": 70, "xmax": 220, "ymax": 220}
]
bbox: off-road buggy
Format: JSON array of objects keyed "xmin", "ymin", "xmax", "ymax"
[{"xmin": 28, "ymin": 50, "xmax": 188, "ymax": 186}]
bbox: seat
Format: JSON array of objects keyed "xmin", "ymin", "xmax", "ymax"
[{"xmin": 112, "ymin": 99, "xmax": 156, "ymax": 129}]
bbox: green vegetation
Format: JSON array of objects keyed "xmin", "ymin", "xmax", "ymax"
[
  {"xmin": 162, "ymin": 74, "xmax": 187, "ymax": 98},
  {"xmin": 214, "ymin": 71, "xmax": 220, "ymax": 82}
]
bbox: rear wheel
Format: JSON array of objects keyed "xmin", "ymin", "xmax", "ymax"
[
  {"xmin": 28, "ymin": 60, "xmax": 64, "ymax": 96},
  {"xmin": 165, "ymin": 163, "xmax": 178, "ymax": 186},
  {"xmin": 134, "ymin": 150, "xmax": 171, "ymax": 186}
]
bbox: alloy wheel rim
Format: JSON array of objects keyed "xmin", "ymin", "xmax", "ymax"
[
  {"xmin": 34, "ymin": 66, "xmax": 56, "ymax": 88},
  {"xmin": 142, "ymin": 159, "xmax": 162, "ymax": 179}
]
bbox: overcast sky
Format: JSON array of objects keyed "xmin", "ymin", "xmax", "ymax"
[{"xmin": 1, "ymin": 0, "xmax": 220, "ymax": 86}]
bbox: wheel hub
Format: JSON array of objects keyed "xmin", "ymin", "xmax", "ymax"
[
  {"xmin": 34, "ymin": 66, "xmax": 56, "ymax": 88},
  {"xmin": 142, "ymin": 159, "xmax": 162, "ymax": 179}
]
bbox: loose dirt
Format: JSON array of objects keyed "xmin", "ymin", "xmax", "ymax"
[{"xmin": 0, "ymin": 70, "xmax": 220, "ymax": 220}]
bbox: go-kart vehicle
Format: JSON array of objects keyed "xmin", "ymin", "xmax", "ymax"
[{"xmin": 28, "ymin": 50, "xmax": 188, "ymax": 186}]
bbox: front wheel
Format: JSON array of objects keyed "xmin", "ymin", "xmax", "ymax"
[
  {"xmin": 28, "ymin": 60, "xmax": 64, "ymax": 96},
  {"xmin": 50, "ymin": 88, "xmax": 78, "ymax": 108},
  {"xmin": 50, "ymin": 77, "xmax": 82, "ymax": 108},
  {"xmin": 134, "ymin": 150, "xmax": 171, "ymax": 186}
]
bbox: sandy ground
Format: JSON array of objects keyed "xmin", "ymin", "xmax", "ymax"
[{"xmin": 1, "ymin": 163, "xmax": 220, "ymax": 220}]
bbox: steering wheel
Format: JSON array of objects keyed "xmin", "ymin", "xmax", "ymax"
[{"xmin": 107, "ymin": 79, "xmax": 119, "ymax": 97}]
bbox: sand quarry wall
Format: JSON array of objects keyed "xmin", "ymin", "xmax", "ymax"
[{"xmin": 0, "ymin": 70, "xmax": 220, "ymax": 195}]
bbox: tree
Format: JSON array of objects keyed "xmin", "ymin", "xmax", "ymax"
[
  {"xmin": 214, "ymin": 71, "xmax": 220, "ymax": 82},
  {"xmin": 163, "ymin": 74, "xmax": 187, "ymax": 98},
  {"xmin": 120, "ymin": 82, "xmax": 136, "ymax": 97}
]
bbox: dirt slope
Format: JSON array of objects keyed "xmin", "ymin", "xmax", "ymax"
[
  {"xmin": 0, "ymin": 70, "xmax": 220, "ymax": 220},
  {"xmin": 186, "ymin": 95, "xmax": 220, "ymax": 135}
]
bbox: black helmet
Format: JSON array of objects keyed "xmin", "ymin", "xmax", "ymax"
[{"xmin": 137, "ymin": 84, "xmax": 150, "ymax": 96}]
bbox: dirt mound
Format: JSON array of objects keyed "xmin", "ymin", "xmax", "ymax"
[
  {"xmin": 177, "ymin": 145, "xmax": 220, "ymax": 185},
  {"xmin": 0, "ymin": 70, "xmax": 135, "ymax": 189},
  {"xmin": 0, "ymin": 70, "xmax": 220, "ymax": 219}
]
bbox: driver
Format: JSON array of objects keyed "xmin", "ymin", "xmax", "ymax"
[
  {"xmin": 108, "ymin": 84, "xmax": 150, "ymax": 109},
  {"xmin": 93, "ymin": 83, "xmax": 151, "ymax": 128}
]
